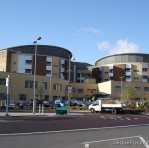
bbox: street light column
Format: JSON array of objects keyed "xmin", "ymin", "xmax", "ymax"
[
  {"xmin": 49, "ymin": 74, "xmax": 52, "ymax": 101},
  {"xmin": 33, "ymin": 37, "xmax": 41, "ymax": 114},
  {"xmin": 119, "ymin": 76, "xmax": 124, "ymax": 100},
  {"xmin": 67, "ymin": 55, "xmax": 71, "ymax": 114}
]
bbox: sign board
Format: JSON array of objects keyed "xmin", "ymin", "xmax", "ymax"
[
  {"xmin": 68, "ymin": 81, "xmax": 72, "ymax": 86},
  {"xmin": 67, "ymin": 81, "xmax": 72, "ymax": 93},
  {"xmin": 6, "ymin": 78, "xmax": 9, "ymax": 87}
]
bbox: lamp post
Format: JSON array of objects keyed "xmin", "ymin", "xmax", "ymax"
[
  {"xmin": 67, "ymin": 54, "xmax": 75, "ymax": 114},
  {"xmin": 49, "ymin": 73, "xmax": 52, "ymax": 101},
  {"xmin": 33, "ymin": 37, "xmax": 41, "ymax": 114},
  {"xmin": 67, "ymin": 54, "xmax": 71, "ymax": 114},
  {"xmin": 5, "ymin": 75, "xmax": 10, "ymax": 116},
  {"xmin": 119, "ymin": 76, "xmax": 124, "ymax": 100}
]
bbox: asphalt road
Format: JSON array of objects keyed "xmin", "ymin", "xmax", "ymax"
[
  {"xmin": 0, "ymin": 113, "xmax": 149, "ymax": 148},
  {"xmin": 0, "ymin": 113, "xmax": 149, "ymax": 134}
]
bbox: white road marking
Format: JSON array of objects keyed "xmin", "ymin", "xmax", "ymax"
[
  {"xmin": 82, "ymin": 135, "xmax": 149, "ymax": 148},
  {"xmin": 81, "ymin": 135, "xmax": 140, "ymax": 144},
  {"xmin": 139, "ymin": 136, "xmax": 149, "ymax": 148},
  {"xmin": 0, "ymin": 124, "xmax": 149, "ymax": 136},
  {"xmin": 84, "ymin": 143, "xmax": 89, "ymax": 148}
]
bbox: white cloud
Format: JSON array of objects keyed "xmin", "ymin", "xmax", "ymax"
[
  {"xmin": 98, "ymin": 41, "xmax": 110, "ymax": 50},
  {"xmin": 98, "ymin": 39, "xmax": 140, "ymax": 55},
  {"xmin": 79, "ymin": 27, "xmax": 100, "ymax": 34}
]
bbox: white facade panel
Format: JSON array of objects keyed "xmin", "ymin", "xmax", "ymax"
[
  {"xmin": 47, "ymin": 57, "xmax": 52, "ymax": 62},
  {"xmin": 18, "ymin": 55, "xmax": 32, "ymax": 73},
  {"xmin": 142, "ymin": 63, "xmax": 147, "ymax": 68},
  {"xmin": 126, "ymin": 64, "xmax": 131, "ymax": 68}
]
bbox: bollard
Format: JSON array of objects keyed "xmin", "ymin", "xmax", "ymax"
[
  {"xmin": 39, "ymin": 104, "xmax": 41, "ymax": 113},
  {"xmin": 42, "ymin": 104, "xmax": 44, "ymax": 114}
]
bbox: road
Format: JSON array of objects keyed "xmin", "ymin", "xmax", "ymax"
[{"xmin": 0, "ymin": 112, "xmax": 149, "ymax": 148}]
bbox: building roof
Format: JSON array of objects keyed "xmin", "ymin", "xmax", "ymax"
[
  {"xmin": 95, "ymin": 53, "xmax": 149, "ymax": 66},
  {"xmin": 5, "ymin": 45, "xmax": 72, "ymax": 60}
]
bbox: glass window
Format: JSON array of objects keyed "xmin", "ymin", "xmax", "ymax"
[
  {"xmin": 77, "ymin": 89, "xmax": 83, "ymax": 93},
  {"xmin": 115, "ymin": 86, "xmax": 121, "ymax": 91},
  {"xmin": 25, "ymin": 69, "xmax": 31, "ymax": 73},
  {"xmin": 53, "ymin": 84, "xmax": 62, "ymax": 91},
  {"xmin": 110, "ymin": 77, "xmax": 113, "ymax": 80},
  {"xmin": 134, "ymin": 87, "xmax": 140, "ymax": 91},
  {"xmin": 72, "ymin": 88, "xmax": 76, "ymax": 93},
  {"xmin": 125, "ymin": 68, "xmax": 131, "ymax": 72},
  {"xmin": 91, "ymin": 89, "xmax": 96, "ymax": 94},
  {"xmin": 142, "ymin": 68, "xmax": 148, "ymax": 72},
  {"xmin": 109, "ymin": 69, "xmax": 113, "ymax": 73},
  {"xmin": 46, "ymin": 61, "xmax": 51, "ymax": 66},
  {"xmin": 46, "ymin": 70, "xmax": 51, "ymax": 75},
  {"xmin": 61, "ymin": 64, "xmax": 65, "ymax": 68},
  {"xmin": 0, "ymin": 78, "xmax": 6, "ymax": 85},
  {"xmin": 134, "ymin": 70, "xmax": 139, "ymax": 72},
  {"xmin": 126, "ymin": 76, "xmax": 131, "ymax": 79},
  {"xmin": 134, "ymin": 77, "xmax": 139, "ymax": 80},
  {"xmin": 144, "ymin": 87, "xmax": 149, "ymax": 91},
  {"xmin": 142, "ymin": 76, "xmax": 148, "ymax": 79},
  {"xmin": 42, "ymin": 82, "xmax": 47, "ymax": 89},
  {"xmin": 25, "ymin": 80, "xmax": 37, "ymax": 88},
  {"xmin": 25, "ymin": 60, "xmax": 32, "ymax": 64}
]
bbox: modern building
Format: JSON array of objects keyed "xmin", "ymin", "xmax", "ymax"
[
  {"xmin": 0, "ymin": 45, "xmax": 97, "ymax": 102},
  {"xmin": 0, "ymin": 46, "xmax": 149, "ymax": 103},
  {"xmin": 92, "ymin": 53, "xmax": 149, "ymax": 101}
]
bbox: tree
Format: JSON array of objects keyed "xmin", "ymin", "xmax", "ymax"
[{"xmin": 121, "ymin": 84, "xmax": 136, "ymax": 109}]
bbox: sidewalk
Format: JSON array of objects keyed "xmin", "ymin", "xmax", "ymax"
[{"xmin": 0, "ymin": 111, "xmax": 87, "ymax": 117}]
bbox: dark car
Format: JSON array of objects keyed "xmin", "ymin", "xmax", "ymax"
[{"xmin": 19, "ymin": 100, "xmax": 30, "ymax": 108}]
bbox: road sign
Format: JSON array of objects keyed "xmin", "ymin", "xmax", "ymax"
[
  {"xmin": 68, "ymin": 81, "xmax": 72, "ymax": 86},
  {"xmin": 67, "ymin": 81, "xmax": 72, "ymax": 93}
]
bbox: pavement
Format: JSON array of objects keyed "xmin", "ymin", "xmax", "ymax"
[{"xmin": 0, "ymin": 110, "xmax": 89, "ymax": 117}]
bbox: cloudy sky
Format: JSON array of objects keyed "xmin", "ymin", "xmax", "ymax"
[{"xmin": 0, "ymin": 0, "xmax": 148, "ymax": 65}]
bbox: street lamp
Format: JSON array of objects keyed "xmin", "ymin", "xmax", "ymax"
[
  {"xmin": 119, "ymin": 76, "xmax": 124, "ymax": 100},
  {"xmin": 49, "ymin": 73, "xmax": 52, "ymax": 101},
  {"xmin": 33, "ymin": 37, "xmax": 41, "ymax": 114},
  {"xmin": 67, "ymin": 54, "xmax": 75, "ymax": 114}
]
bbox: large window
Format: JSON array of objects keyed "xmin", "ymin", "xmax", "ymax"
[
  {"xmin": 115, "ymin": 86, "xmax": 121, "ymax": 91},
  {"xmin": 25, "ymin": 80, "xmax": 37, "ymax": 88},
  {"xmin": 0, "ymin": 78, "xmax": 6, "ymax": 85},
  {"xmin": 144, "ymin": 87, "xmax": 149, "ymax": 91},
  {"xmin": 134, "ymin": 87, "xmax": 140, "ymax": 91}
]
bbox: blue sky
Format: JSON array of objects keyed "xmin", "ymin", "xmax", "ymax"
[{"xmin": 0, "ymin": 0, "xmax": 149, "ymax": 65}]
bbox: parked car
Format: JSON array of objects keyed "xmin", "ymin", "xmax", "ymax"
[
  {"xmin": 19, "ymin": 100, "xmax": 30, "ymax": 108},
  {"xmin": 2, "ymin": 100, "xmax": 15, "ymax": 108}
]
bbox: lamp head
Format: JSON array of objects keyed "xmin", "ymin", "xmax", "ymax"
[{"xmin": 37, "ymin": 37, "xmax": 41, "ymax": 40}]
